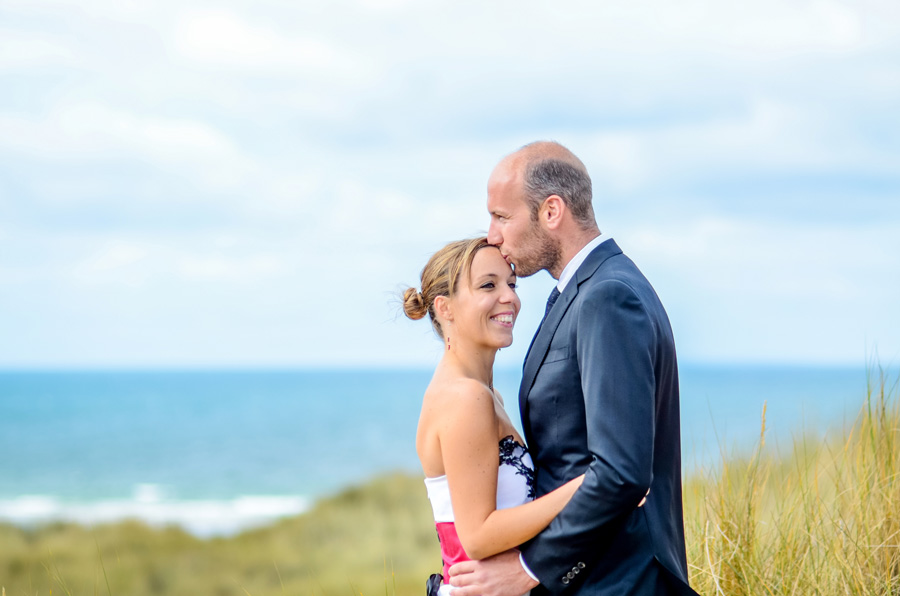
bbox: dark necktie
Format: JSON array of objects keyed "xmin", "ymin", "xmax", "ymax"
[
  {"xmin": 543, "ymin": 287, "xmax": 561, "ymax": 322},
  {"xmin": 525, "ymin": 286, "xmax": 561, "ymax": 365}
]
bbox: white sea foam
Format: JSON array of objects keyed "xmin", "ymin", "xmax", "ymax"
[{"xmin": 0, "ymin": 485, "xmax": 310, "ymax": 538}]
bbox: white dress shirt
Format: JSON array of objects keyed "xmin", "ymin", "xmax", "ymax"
[{"xmin": 556, "ymin": 234, "xmax": 607, "ymax": 293}]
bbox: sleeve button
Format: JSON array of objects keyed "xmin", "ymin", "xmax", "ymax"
[
  {"xmin": 577, "ymin": 562, "xmax": 586, "ymax": 569},
  {"xmin": 561, "ymin": 577, "xmax": 570, "ymax": 585}
]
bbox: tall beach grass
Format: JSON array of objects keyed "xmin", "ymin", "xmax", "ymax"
[{"xmin": 685, "ymin": 368, "xmax": 900, "ymax": 595}]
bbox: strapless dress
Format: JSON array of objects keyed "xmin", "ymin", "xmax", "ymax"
[{"xmin": 424, "ymin": 435, "xmax": 535, "ymax": 596}]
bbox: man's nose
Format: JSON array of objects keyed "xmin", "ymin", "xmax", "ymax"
[{"xmin": 487, "ymin": 222, "xmax": 501, "ymax": 245}]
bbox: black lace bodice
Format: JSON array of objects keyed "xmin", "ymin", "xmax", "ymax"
[{"xmin": 499, "ymin": 435, "xmax": 535, "ymax": 499}]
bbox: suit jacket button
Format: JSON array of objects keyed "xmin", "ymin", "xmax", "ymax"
[
  {"xmin": 566, "ymin": 572, "xmax": 575, "ymax": 580},
  {"xmin": 577, "ymin": 562, "xmax": 586, "ymax": 569},
  {"xmin": 561, "ymin": 577, "xmax": 570, "ymax": 585},
  {"xmin": 573, "ymin": 567, "xmax": 580, "ymax": 574}
]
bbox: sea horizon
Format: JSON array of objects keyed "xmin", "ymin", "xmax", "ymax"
[{"xmin": 2, "ymin": 363, "xmax": 892, "ymax": 537}]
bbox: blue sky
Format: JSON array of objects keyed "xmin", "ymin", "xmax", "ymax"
[{"xmin": 1, "ymin": 0, "xmax": 898, "ymax": 369}]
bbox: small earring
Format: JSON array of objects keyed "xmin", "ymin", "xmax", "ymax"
[{"xmin": 446, "ymin": 336, "xmax": 451, "ymax": 351}]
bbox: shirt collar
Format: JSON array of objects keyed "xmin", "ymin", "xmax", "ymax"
[{"xmin": 556, "ymin": 234, "xmax": 607, "ymax": 293}]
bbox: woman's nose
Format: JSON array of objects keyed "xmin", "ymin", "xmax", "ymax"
[{"xmin": 500, "ymin": 284, "xmax": 519, "ymax": 305}]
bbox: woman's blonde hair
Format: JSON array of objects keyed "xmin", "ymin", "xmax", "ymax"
[{"xmin": 402, "ymin": 237, "xmax": 493, "ymax": 338}]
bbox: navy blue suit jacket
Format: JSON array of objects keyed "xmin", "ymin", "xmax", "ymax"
[{"xmin": 518, "ymin": 240, "xmax": 697, "ymax": 596}]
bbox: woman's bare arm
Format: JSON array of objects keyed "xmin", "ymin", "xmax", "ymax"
[{"xmin": 440, "ymin": 380, "xmax": 584, "ymax": 560}]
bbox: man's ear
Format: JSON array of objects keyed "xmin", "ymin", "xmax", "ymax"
[
  {"xmin": 433, "ymin": 295, "xmax": 453, "ymax": 324},
  {"xmin": 540, "ymin": 195, "xmax": 564, "ymax": 230}
]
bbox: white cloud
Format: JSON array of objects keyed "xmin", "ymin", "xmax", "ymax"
[
  {"xmin": 558, "ymin": 96, "xmax": 900, "ymax": 196},
  {"xmin": 176, "ymin": 254, "xmax": 286, "ymax": 282},
  {"xmin": 173, "ymin": 9, "xmax": 373, "ymax": 76},
  {"xmin": 0, "ymin": 104, "xmax": 239, "ymax": 160},
  {"xmin": 354, "ymin": 0, "xmax": 417, "ymax": 10},
  {"xmin": 620, "ymin": 215, "xmax": 900, "ymax": 364},
  {"xmin": 583, "ymin": 133, "xmax": 647, "ymax": 192},
  {"xmin": 70, "ymin": 241, "xmax": 153, "ymax": 288},
  {"xmin": 705, "ymin": 0, "xmax": 863, "ymax": 52},
  {"xmin": 0, "ymin": 0, "xmax": 898, "ymax": 367},
  {"xmin": 64, "ymin": 235, "xmax": 293, "ymax": 288},
  {"xmin": 0, "ymin": 30, "xmax": 80, "ymax": 69},
  {"xmin": 0, "ymin": 103, "xmax": 258, "ymax": 198}
]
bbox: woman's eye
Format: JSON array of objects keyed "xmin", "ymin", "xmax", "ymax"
[
  {"xmin": 481, "ymin": 282, "xmax": 495, "ymax": 289},
  {"xmin": 508, "ymin": 283, "xmax": 518, "ymax": 290}
]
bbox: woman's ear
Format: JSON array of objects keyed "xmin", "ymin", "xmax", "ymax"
[{"xmin": 433, "ymin": 295, "xmax": 453, "ymax": 324}]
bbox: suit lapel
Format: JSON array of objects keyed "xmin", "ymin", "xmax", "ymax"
[
  {"xmin": 519, "ymin": 288, "xmax": 576, "ymax": 421},
  {"xmin": 518, "ymin": 239, "xmax": 624, "ymax": 429}
]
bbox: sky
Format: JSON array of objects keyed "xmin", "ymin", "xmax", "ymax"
[{"xmin": 1, "ymin": 0, "xmax": 898, "ymax": 369}]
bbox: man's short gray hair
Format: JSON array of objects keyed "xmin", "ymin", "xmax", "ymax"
[{"xmin": 522, "ymin": 158, "xmax": 594, "ymax": 226}]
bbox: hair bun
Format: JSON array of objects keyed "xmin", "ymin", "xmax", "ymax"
[{"xmin": 402, "ymin": 287, "xmax": 428, "ymax": 320}]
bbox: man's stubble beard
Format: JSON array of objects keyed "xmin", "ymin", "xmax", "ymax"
[{"xmin": 512, "ymin": 221, "xmax": 562, "ymax": 278}]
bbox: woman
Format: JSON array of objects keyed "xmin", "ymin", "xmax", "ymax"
[{"xmin": 402, "ymin": 237, "xmax": 584, "ymax": 596}]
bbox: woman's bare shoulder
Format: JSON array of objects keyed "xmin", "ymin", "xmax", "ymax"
[
  {"xmin": 427, "ymin": 376, "xmax": 494, "ymax": 409},
  {"xmin": 419, "ymin": 376, "xmax": 495, "ymax": 473}
]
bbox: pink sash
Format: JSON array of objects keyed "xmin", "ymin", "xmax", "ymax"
[{"xmin": 435, "ymin": 521, "xmax": 470, "ymax": 579}]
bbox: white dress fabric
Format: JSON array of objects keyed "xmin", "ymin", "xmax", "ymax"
[{"xmin": 424, "ymin": 435, "xmax": 535, "ymax": 596}]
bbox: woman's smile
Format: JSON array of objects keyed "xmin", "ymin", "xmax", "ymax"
[{"xmin": 490, "ymin": 312, "xmax": 515, "ymax": 327}]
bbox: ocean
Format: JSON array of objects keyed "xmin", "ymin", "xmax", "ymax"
[{"xmin": 0, "ymin": 366, "xmax": 881, "ymax": 536}]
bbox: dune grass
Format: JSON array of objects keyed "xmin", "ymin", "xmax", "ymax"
[
  {"xmin": 2, "ymin": 371, "xmax": 898, "ymax": 595},
  {"xmin": 0, "ymin": 474, "xmax": 441, "ymax": 596},
  {"xmin": 684, "ymin": 368, "xmax": 900, "ymax": 595}
]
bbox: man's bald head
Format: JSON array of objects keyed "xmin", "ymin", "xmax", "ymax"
[
  {"xmin": 513, "ymin": 141, "xmax": 588, "ymax": 171},
  {"xmin": 498, "ymin": 141, "xmax": 595, "ymax": 227}
]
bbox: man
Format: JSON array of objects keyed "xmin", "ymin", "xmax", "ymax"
[{"xmin": 448, "ymin": 142, "xmax": 697, "ymax": 596}]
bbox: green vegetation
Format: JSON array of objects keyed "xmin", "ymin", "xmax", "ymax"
[
  {"xmin": 2, "ymin": 372, "xmax": 898, "ymax": 595},
  {"xmin": 0, "ymin": 474, "xmax": 441, "ymax": 596}
]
